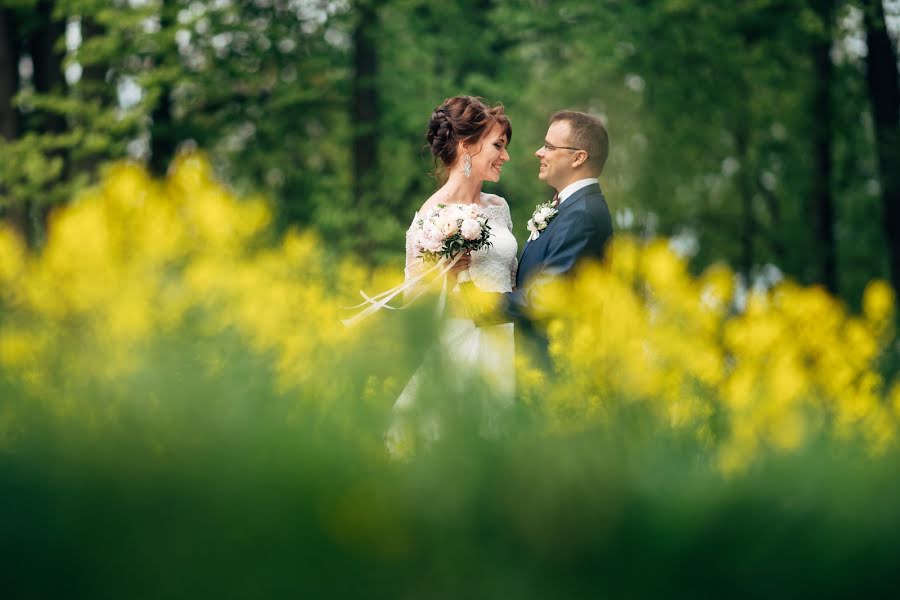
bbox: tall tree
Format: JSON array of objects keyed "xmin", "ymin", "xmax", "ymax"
[
  {"xmin": 861, "ymin": 0, "xmax": 900, "ymax": 295},
  {"xmin": 0, "ymin": 6, "xmax": 23, "ymax": 236},
  {"xmin": 17, "ymin": 0, "xmax": 66, "ymax": 246},
  {"xmin": 28, "ymin": 1, "xmax": 65, "ymax": 132},
  {"xmin": 70, "ymin": 9, "xmax": 110, "ymax": 176},
  {"xmin": 148, "ymin": 0, "xmax": 178, "ymax": 176},
  {"xmin": 351, "ymin": 0, "xmax": 381, "ymax": 237},
  {"xmin": 810, "ymin": 0, "xmax": 838, "ymax": 293},
  {"xmin": 0, "ymin": 7, "xmax": 18, "ymax": 141}
]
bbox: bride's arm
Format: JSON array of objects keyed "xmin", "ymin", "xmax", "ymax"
[
  {"xmin": 505, "ymin": 200, "xmax": 518, "ymax": 290},
  {"xmin": 472, "ymin": 199, "xmax": 517, "ymax": 326},
  {"xmin": 403, "ymin": 223, "xmax": 428, "ymax": 303}
]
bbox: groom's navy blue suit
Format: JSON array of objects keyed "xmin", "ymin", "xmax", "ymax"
[{"xmin": 503, "ymin": 182, "xmax": 613, "ymax": 358}]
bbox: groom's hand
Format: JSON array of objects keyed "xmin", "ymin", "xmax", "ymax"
[
  {"xmin": 456, "ymin": 283, "xmax": 511, "ymax": 327},
  {"xmin": 473, "ymin": 307, "xmax": 513, "ymax": 327}
]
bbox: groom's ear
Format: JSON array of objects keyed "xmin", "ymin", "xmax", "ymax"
[{"xmin": 571, "ymin": 150, "xmax": 589, "ymax": 168}]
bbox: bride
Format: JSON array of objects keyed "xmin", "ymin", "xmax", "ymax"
[{"xmin": 387, "ymin": 95, "xmax": 518, "ymax": 455}]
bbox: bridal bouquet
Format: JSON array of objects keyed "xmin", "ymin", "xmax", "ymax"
[{"xmin": 414, "ymin": 203, "xmax": 492, "ymax": 263}]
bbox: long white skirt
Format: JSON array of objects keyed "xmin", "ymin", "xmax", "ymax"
[{"xmin": 386, "ymin": 318, "xmax": 515, "ymax": 457}]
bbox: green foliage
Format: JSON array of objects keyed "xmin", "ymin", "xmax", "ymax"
[{"xmin": 1, "ymin": 0, "xmax": 895, "ymax": 300}]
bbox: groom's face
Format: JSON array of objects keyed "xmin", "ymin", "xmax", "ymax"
[{"xmin": 535, "ymin": 120, "xmax": 576, "ymax": 190}]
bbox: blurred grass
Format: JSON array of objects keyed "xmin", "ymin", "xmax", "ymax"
[
  {"xmin": 4, "ymin": 373, "xmax": 900, "ymax": 597},
  {"xmin": 2, "ymin": 321, "xmax": 900, "ymax": 598}
]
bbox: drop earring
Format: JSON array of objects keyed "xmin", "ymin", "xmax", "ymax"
[{"xmin": 463, "ymin": 153, "xmax": 472, "ymax": 178}]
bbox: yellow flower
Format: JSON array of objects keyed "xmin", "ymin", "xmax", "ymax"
[
  {"xmin": 0, "ymin": 328, "xmax": 47, "ymax": 368},
  {"xmin": 698, "ymin": 262, "xmax": 734, "ymax": 314},
  {"xmin": 1, "ymin": 155, "xmax": 897, "ymax": 476},
  {"xmin": 863, "ymin": 279, "xmax": 895, "ymax": 325},
  {"xmin": 640, "ymin": 239, "xmax": 689, "ymax": 292},
  {"xmin": 768, "ymin": 409, "xmax": 806, "ymax": 451}
]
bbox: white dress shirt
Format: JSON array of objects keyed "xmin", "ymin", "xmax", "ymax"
[{"xmin": 557, "ymin": 178, "xmax": 599, "ymax": 206}]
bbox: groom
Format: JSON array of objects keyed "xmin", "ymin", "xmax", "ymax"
[{"xmin": 499, "ymin": 110, "xmax": 613, "ymax": 361}]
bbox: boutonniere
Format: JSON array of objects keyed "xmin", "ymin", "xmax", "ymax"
[{"xmin": 526, "ymin": 201, "xmax": 559, "ymax": 241}]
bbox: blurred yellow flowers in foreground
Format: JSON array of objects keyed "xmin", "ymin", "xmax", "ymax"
[{"xmin": 0, "ymin": 155, "xmax": 896, "ymax": 474}]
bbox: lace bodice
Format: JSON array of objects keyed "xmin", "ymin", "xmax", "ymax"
[{"xmin": 404, "ymin": 193, "xmax": 518, "ymax": 297}]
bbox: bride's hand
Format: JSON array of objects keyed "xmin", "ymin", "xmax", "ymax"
[{"xmin": 448, "ymin": 251, "xmax": 471, "ymax": 274}]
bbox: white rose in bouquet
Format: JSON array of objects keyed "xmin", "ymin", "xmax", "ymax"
[
  {"xmin": 439, "ymin": 213, "xmax": 460, "ymax": 237},
  {"xmin": 423, "ymin": 219, "xmax": 441, "ymax": 240},
  {"xmin": 461, "ymin": 218, "xmax": 482, "ymax": 241},
  {"xmin": 420, "ymin": 231, "xmax": 443, "ymax": 253}
]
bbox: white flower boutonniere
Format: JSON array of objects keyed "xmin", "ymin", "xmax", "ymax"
[{"xmin": 526, "ymin": 201, "xmax": 559, "ymax": 241}]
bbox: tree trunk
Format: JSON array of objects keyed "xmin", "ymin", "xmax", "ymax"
[
  {"xmin": 149, "ymin": 87, "xmax": 175, "ymax": 175},
  {"xmin": 0, "ymin": 8, "xmax": 19, "ymax": 140},
  {"xmin": 22, "ymin": 0, "xmax": 65, "ymax": 247},
  {"xmin": 0, "ymin": 7, "xmax": 25, "ymax": 237},
  {"xmin": 72, "ymin": 16, "xmax": 110, "ymax": 175},
  {"xmin": 861, "ymin": 0, "xmax": 900, "ymax": 295},
  {"xmin": 810, "ymin": 0, "xmax": 837, "ymax": 293},
  {"xmin": 149, "ymin": 0, "xmax": 178, "ymax": 176},
  {"xmin": 351, "ymin": 0, "xmax": 380, "ymax": 230},
  {"xmin": 28, "ymin": 0, "xmax": 65, "ymax": 133}
]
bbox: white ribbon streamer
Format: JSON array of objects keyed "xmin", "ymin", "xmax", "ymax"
[{"xmin": 341, "ymin": 254, "xmax": 463, "ymax": 327}]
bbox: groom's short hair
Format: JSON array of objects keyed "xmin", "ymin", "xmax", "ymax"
[{"xmin": 550, "ymin": 110, "xmax": 609, "ymax": 175}]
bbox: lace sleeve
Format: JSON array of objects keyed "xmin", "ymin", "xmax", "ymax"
[
  {"xmin": 404, "ymin": 215, "xmax": 427, "ymax": 303},
  {"xmin": 502, "ymin": 199, "xmax": 518, "ymax": 289}
]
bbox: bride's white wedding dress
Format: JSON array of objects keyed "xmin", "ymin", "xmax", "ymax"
[{"xmin": 387, "ymin": 193, "xmax": 518, "ymax": 454}]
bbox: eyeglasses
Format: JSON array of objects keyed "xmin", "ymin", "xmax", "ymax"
[{"xmin": 541, "ymin": 141, "xmax": 585, "ymax": 153}]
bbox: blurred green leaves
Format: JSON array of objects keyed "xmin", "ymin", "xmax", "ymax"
[{"xmin": 3, "ymin": 0, "xmax": 898, "ymax": 302}]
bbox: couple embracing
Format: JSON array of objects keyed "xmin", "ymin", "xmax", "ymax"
[{"xmin": 388, "ymin": 95, "xmax": 612, "ymax": 449}]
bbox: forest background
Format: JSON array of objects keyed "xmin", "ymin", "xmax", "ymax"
[{"xmin": 2, "ymin": 0, "xmax": 899, "ymax": 306}]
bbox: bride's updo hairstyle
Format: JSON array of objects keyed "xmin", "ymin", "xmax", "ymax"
[{"xmin": 427, "ymin": 95, "xmax": 511, "ymax": 175}]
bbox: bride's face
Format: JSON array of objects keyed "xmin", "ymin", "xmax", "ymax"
[{"xmin": 463, "ymin": 122, "xmax": 510, "ymax": 183}]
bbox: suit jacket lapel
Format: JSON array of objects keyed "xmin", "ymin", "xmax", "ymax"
[
  {"xmin": 522, "ymin": 184, "xmax": 600, "ymax": 254},
  {"xmin": 516, "ymin": 183, "xmax": 603, "ymax": 286}
]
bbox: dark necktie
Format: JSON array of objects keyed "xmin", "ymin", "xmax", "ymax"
[{"xmin": 552, "ymin": 192, "xmax": 560, "ymax": 208}]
